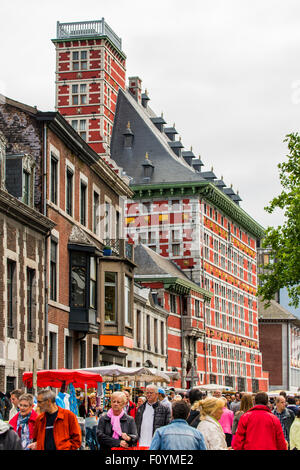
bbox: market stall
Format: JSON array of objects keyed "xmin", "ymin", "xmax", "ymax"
[{"xmin": 79, "ymin": 365, "xmax": 171, "ymax": 409}]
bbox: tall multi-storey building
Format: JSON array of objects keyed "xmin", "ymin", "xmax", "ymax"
[
  {"xmin": 110, "ymin": 82, "xmax": 269, "ymax": 392},
  {"xmin": 52, "ymin": 19, "xmax": 126, "ymax": 157},
  {"xmin": 51, "ymin": 18, "xmax": 269, "ymax": 391}
]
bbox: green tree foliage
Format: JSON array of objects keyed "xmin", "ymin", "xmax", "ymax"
[{"xmin": 257, "ymin": 132, "xmax": 300, "ymax": 308}]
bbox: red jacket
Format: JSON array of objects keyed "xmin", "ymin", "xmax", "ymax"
[
  {"xmin": 232, "ymin": 405, "xmax": 287, "ymax": 450},
  {"xmin": 126, "ymin": 401, "xmax": 137, "ymax": 419},
  {"xmin": 33, "ymin": 407, "xmax": 81, "ymax": 450},
  {"xmin": 9, "ymin": 409, "xmax": 38, "ymax": 440}
]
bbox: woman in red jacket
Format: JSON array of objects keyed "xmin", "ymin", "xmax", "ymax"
[
  {"xmin": 9, "ymin": 393, "xmax": 38, "ymax": 450},
  {"xmin": 232, "ymin": 392, "xmax": 287, "ymax": 450}
]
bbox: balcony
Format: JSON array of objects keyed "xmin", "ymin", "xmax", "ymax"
[
  {"xmin": 69, "ymin": 307, "xmax": 99, "ymax": 334},
  {"xmin": 182, "ymin": 316, "xmax": 205, "ymax": 338},
  {"xmin": 56, "ymin": 19, "xmax": 123, "ymax": 51},
  {"xmin": 103, "ymin": 239, "xmax": 134, "ymax": 262}
]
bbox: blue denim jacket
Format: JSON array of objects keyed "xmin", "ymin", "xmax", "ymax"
[{"xmin": 149, "ymin": 419, "xmax": 207, "ymax": 450}]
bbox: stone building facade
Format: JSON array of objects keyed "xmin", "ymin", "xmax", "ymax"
[{"xmin": 0, "ymin": 130, "xmax": 55, "ymax": 391}]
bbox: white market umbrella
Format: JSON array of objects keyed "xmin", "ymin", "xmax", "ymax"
[
  {"xmin": 78, "ymin": 365, "xmax": 170, "ymax": 385},
  {"xmin": 195, "ymin": 384, "xmax": 234, "ymax": 392}
]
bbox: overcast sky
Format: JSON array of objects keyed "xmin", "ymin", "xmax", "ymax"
[{"xmin": 1, "ymin": 0, "xmax": 300, "ymax": 230}]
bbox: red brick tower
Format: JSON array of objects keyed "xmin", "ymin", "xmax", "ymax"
[{"xmin": 52, "ymin": 19, "xmax": 126, "ymax": 156}]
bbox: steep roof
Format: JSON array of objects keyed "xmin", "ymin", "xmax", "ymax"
[
  {"xmin": 258, "ymin": 299, "xmax": 300, "ymax": 327},
  {"xmin": 134, "ymin": 244, "xmax": 212, "ymax": 301},
  {"xmin": 110, "ymin": 88, "xmax": 209, "ymax": 185}
]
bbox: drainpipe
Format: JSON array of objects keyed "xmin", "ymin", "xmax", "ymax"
[
  {"xmin": 203, "ymin": 299, "xmax": 207, "ymax": 384},
  {"xmin": 43, "ymin": 123, "xmax": 48, "ymax": 370},
  {"xmin": 181, "ymin": 296, "xmax": 185, "ymax": 389}
]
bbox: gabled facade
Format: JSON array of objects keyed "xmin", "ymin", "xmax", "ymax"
[{"xmin": 258, "ymin": 299, "xmax": 300, "ymax": 392}]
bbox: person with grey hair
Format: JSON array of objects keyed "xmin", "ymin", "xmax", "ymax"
[
  {"xmin": 97, "ymin": 391, "xmax": 138, "ymax": 450},
  {"xmin": 135, "ymin": 384, "xmax": 171, "ymax": 449},
  {"xmin": 28, "ymin": 388, "xmax": 81, "ymax": 450},
  {"xmin": 9, "ymin": 393, "xmax": 38, "ymax": 449}
]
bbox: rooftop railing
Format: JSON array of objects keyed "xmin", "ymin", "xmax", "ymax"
[{"xmin": 56, "ymin": 18, "xmax": 122, "ymax": 51}]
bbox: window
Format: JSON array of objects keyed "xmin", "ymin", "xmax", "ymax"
[
  {"xmin": 170, "ymin": 294, "xmax": 177, "ymax": 313},
  {"xmin": 50, "ymin": 240, "xmax": 58, "ymax": 302},
  {"xmin": 147, "ymin": 315, "xmax": 151, "ymax": 350},
  {"xmin": 195, "ymin": 299, "xmax": 200, "ymax": 317},
  {"xmin": 161, "ymin": 321, "xmax": 165, "ymax": 355},
  {"xmin": 27, "ymin": 268, "xmax": 35, "ymax": 342},
  {"xmin": 154, "ymin": 319, "xmax": 158, "ymax": 353},
  {"xmin": 93, "ymin": 191, "xmax": 100, "ymax": 235},
  {"xmin": 172, "ymin": 243, "xmax": 180, "ymax": 256},
  {"xmin": 71, "ymin": 253, "xmax": 87, "ymax": 308},
  {"xmin": 71, "ymin": 119, "xmax": 87, "ymax": 141},
  {"xmin": 49, "ymin": 331, "xmax": 57, "ymax": 369},
  {"xmin": 104, "ymin": 202, "xmax": 111, "ymax": 238},
  {"xmin": 72, "ymin": 84, "xmax": 87, "ymax": 105},
  {"xmin": 90, "ymin": 257, "xmax": 97, "ymax": 309},
  {"xmin": 7, "ymin": 260, "xmax": 16, "ymax": 338},
  {"xmin": 116, "ymin": 211, "xmax": 121, "ymax": 239},
  {"xmin": 23, "ymin": 170, "xmax": 31, "ymax": 205},
  {"xmin": 80, "ymin": 340, "xmax": 86, "ymax": 368},
  {"xmin": 93, "ymin": 344, "xmax": 99, "ymax": 367},
  {"xmin": 105, "ymin": 272, "xmax": 117, "ymax": 323},
  {"xmin": 66, "ymin": 168, "xmax": 73, "ymax": 216},
  {"xmin": 72, "ymin": 50, "xmax": 88, "ymax": 70},
  {"xmin": 136, "ymin": 310, "xmax": 141, "ymax": 348},
  {"xmin": 65, "ymin": 336, "xmax": 73, "ymax": 369},
  {"xmin": 50, "ymin": 154, "xmax": 58, "ymax": 205},
  {"xmin": 80, "ymin": 181, "xmax": 87, "ymax": 226},
  {"xmin": 125, "ymin": 275, "xmax": 132, "ymax": 327}
]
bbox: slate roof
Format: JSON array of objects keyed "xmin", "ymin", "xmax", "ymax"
[
  {"xmin": 258, "ymin": 299, "xmax": 300, "ymax": 327},
  {"xmin": 134, "ymin": 244, "xmax": 192, "ymax": 281},
  {"xmin": 110, "ymin": 87, "xmax": 243, "ymax": 205},
  {"xmin": 111, "ymin": 88, "xmax": 209, "ymax": 185}
]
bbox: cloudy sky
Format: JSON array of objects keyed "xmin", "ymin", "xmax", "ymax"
[{"xmin": 1, "ymin": 0, "xmax": 300, "ymax": 231}]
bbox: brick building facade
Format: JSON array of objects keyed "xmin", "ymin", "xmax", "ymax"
[
  {"xmin": 50, "ymin": 18, "xmax": 270, "ymax": 391},
  {"xmin": 259, "ymin": 299, "xmax": 300, "ymax": 392},
  {"xmin": 0, "ymin": 130, "xmax": 55, "ymax": 392},
  {"xmin": 0, "ymin": 97, "xmax": 136, "ymax": 389},
  {"xmin": 52, "ymin": 19, "xmax": 126, "ymax": 157}
]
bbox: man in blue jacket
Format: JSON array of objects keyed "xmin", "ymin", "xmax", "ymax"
[{"xmin": 149, "ymin": 400, "xmax": 207, "ymax": 450}]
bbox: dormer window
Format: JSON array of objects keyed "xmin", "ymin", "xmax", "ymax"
[
  {"xmin": 123, "ymin": 122, "xmax": 134, "ymax": 148},
  {"xmin": 5, "ymin": 153, "xmax": 35, "ymax": 206},
  {"xmin": 142, "ymin": 153, "xmax": 154, "ymax": 181}
]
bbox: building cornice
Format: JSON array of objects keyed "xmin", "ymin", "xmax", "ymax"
[
  {"xmin": 0, "ymin": 189, "xmax": 55, "ymax": 235},
  {"xmin": 131, "ymin": 181, "xmax": 265, "ymax": 238},
  {"xmin": 51, "ymin": 36, "xmax": 126, "ymax": 61},
  {"xmin": 36, "ymin": 111, "xmax": 133, "ymax": 198}
]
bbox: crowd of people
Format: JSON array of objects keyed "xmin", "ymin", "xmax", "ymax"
[{"xmin": 0, "ymin": 385, "xmax": 300, "ymax": 451}]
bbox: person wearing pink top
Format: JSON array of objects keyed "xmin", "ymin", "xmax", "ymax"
[{"xmin": 219, "ymin": 398, "xmax": 234, "ymax": 447}]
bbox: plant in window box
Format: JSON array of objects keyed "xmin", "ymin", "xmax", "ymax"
[{"xmin": 103, "ymin": 245, "xmax": 112, "ymax": 256}]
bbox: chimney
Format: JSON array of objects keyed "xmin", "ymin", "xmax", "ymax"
[{"xmin": 129, "ymin": 76, "xmax": 142, "ymax": 104}]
